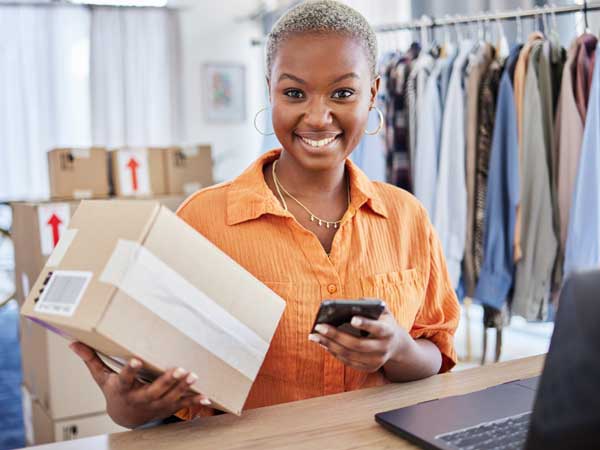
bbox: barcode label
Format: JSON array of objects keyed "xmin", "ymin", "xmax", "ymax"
[{"xmin": 34, "ymin": 271, "xmax": 92, "ymax": 316}]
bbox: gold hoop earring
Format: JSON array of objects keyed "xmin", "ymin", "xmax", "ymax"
[
  {"xmin": 254, "ymin": 106, "xmax": 275, "ymax": 136},
  {"xmin": 365, "ymin": 106, "xmax": 384, "ymax": 136}
]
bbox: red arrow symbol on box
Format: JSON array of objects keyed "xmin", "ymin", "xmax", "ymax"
[
  {"xmin": 47, "ymin": 214, "xmax": 62, "ymax": 247},
  {"xmin": 127, "ymin": 158, "xmax": 140, "ymax": 191}
]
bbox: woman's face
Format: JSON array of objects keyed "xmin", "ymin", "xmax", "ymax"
[{"xmin": 268, "ymin": 33, "xmax": 379, "ymax": 172}]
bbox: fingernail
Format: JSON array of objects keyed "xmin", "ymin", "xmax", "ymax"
[
  {"xmin": 351, "ymin": 317, "xmax": 362, "ymax": 327},
  {"xmin": 200, "ymin": 398, "xmax": 211, "ymax": 406},
  {"xmin": 186, "ymin": 373, "xmax": 198, "ymax": 385},
  {"xmin": 314, "ymin": 325, "xmax": 327, "ymax": 335},
  {"xmin": 129, "ymin": 359, "xmax": 142, "ymax": 369},
  {"xmin": 308, "ymin": 334, "xmax": 320, "ymax": 343},
  {"xmin": 173, "ymin": 367, "xmax": 186, "ymax": 379}
]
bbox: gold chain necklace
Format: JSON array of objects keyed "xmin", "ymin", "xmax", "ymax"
[{"xmin": 272, "ymin": 159, "xmax": 350, "ymax": 229}]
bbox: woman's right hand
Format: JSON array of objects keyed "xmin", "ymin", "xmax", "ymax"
[{"xmin": 70, "ymin": 342, "xmax": 211, "ymax": 429}]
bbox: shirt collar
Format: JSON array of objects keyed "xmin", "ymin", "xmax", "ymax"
[{"xmin": 226, "ymin": 149, "xmax": 388, "ymax": 226}]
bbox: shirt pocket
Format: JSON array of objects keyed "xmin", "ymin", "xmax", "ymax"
[{"xmin": 358, "ymin": 269, "xmax": 423, "ymax": 328}]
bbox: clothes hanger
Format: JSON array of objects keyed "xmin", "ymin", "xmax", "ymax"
[
  {"xmin": 516, "ymin": 8, "xmax": 524, "ymax": 44},
  {"xmin": 545, "ymin": 5, "xmax": 562, "ymax": 62},
  {"xmin": 495, "ymin": 16, "xmax": 510, "ymax": 60}
]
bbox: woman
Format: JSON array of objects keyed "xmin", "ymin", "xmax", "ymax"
[{"xmin": 71, "ymin": 0, "xmax": 460, "ymax": 429}]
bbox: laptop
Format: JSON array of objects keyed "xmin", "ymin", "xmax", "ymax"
[{"xmin": 375, "ymin": 269, "xmax": 600, "ymax": 450}]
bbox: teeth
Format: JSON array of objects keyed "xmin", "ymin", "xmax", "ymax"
[{"xmin": 300, "ymin": 136, "xmax": 337, "ymax": 148}]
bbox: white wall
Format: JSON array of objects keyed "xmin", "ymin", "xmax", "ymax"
[{"xmin": 177, "ymin": 1, "xmax": 265, "ymax": 182}]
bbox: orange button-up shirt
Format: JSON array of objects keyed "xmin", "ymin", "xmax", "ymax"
[{"xmin": 176, "ymin": 149, "xmax": 460, "ymax": 418}]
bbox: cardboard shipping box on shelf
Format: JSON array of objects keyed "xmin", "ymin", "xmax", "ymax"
[
  {"xmin": 21, "ymin": 387, "xmax": 126, "ymax": 446},
  {"xmin": 11, "ymin": 196, "xmax": 185, "ymax": 306},
  {"xmin": 47, "ymin": 148, "xmax": 110, "ymax": 200},
  {"xmin": 12, "ymin": 196, "xmax": 185, "ymax": 419},
  {"xmin": 162, "ymin": 145, "xmax": 214, "ymax": 195},
  {"xmin": 20, "ymin": 200, "xmax": 286, "ymax": 415},
  {"xmin": 110, "ymin": 148, "xmax": 168, "ymax": 197},
  {"xmin": 19, "ymin": 315, "xmax": 107, "ymax": 420}
]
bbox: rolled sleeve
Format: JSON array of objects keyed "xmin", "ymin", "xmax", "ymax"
[{"xmin": 410, "ymin": 221, "xmax": 461, "ymax": 373}]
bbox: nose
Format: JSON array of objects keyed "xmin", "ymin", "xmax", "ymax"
[{"xmin": 302, "ymin": 97, "xmax": 333, "ymax": 129}]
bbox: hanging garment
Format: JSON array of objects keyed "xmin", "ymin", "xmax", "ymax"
[
  {"xmin": 544, "ymin": 39, "xmax": 567, "ymax": 116},
  {"xmin": 464, "ymin": 43, "xmax": 494, "ymax": 297},
  {"xmin": 413, "ymin": 57, "xmax": 446, "ymax": 218},
  {"xmin": 574, "ymin": 34, "xmax": 598, "ymax": 121},
  {"xmin": 473, "ymin": 59, "xmax": 503, "ymax": 286},
  {"xmin": 564, "ymin": 48, "xmax": 600, "ymax": 276},
  {"xmin": 406, "ymin": 50, "xmax": 436, "ymax": 175},
  {"xmin": 553, "ymin": 37, "xmax": 592, "ymax": 290},
  {"xmin": 385, "ymin": 43, "xmax": 420, "ymax": 190},
  {"xmin": 512, "ymin": 42, "xmax": 558, "ymax": 320},
  {"xmin": 350, "ymin": 114, "xmax": 387, "ymax": 182},
  {"xmin": 433, "ymin": 40, "xmax": 474, "ymax": 289},
  {"xmin": 474, "ymin": 45, "xmax": 521, "ymax": 311}
]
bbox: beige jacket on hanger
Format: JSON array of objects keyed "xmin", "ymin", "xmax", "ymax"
[{"xmin": 512, "ymin": 32, "xmax": 545, "ymax": 263}]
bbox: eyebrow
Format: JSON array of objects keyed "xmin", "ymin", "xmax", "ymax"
[{"xmin": 277, "ymin": 72, "xmax": 360, "ymax": 85}]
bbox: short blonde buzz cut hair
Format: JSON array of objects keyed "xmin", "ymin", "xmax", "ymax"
[{"xmin": 265, "ymin": 0, "xmax": 379, "ymax": 80}]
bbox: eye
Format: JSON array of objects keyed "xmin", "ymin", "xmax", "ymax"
[
  {"xmin": 332, "ymin": 89, "xmax": 354, "ymax": 99},
  {"xmin": 284, "ymin": 89, "xmax": 305, "ymax": 99}
]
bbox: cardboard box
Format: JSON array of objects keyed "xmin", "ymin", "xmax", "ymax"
[
  {"xmin": 163, "ymin": 145, "xmax": 214, "ymax": 195},
  {"xmin": 11, "ymin": 196, "xmax": 184, "ymax": 306},
  {"xmin": 22, "ymin": 387, "xmax": 126, "ymax": 446},
  {"xmin": 20, "ymin": 317, "xmax": 107, "ymax": 420},
  {"xmin": 47, "ymin": 148, "xmax": 110, "ymax": 200},
  {"xmin": 12, "ymin": 197, "xmax": 185, "ymax": 420},
  {"xmin": 110, "ymin": 148, "xmax": 168, "ymax": 197},
  {"xmin": 12, "ymin": 201, "xmax": 79, "ymax": 307},
  {"xmin": 21, "ymin": 200, "xmax": 285, "ymax": 415}
]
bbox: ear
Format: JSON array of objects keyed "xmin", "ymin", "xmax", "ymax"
[{"xmin": 369, "ymin": 76, "xmax": 381, "ymax": 108}]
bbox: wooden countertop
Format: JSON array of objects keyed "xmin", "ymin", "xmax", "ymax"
[{"xmin": 27, "ymin": 355, "xmax": 545, "ymax": 450}]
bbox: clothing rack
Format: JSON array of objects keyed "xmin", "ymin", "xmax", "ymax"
[
  {"xmin": 375, "ymin": 1, "xmax": 600, "ymax": 33},
  {"xmin": 251, "ymin": 1, "xmax": 600, "ymax": 46}
]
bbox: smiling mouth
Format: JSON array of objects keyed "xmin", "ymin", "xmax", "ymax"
[{"xmin": 296, "ymin": 134, "xmax": 341, "ymax": 149}]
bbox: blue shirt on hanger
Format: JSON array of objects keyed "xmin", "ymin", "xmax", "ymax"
[
  {"xmin": 564, "ymin": 50, "xmax": 600, "ymax": 277},
  {"xmin": 474, "ymin": 46, "xmax": 522, "ymax": 310}
]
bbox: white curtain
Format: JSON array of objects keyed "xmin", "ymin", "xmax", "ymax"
[
  {"xmin": 91, "ymin": 7, "xmax": 183, "ymax": 147},
  {"xmin": 0, "ymin": 5, "xmax": 92, "ymax": 201},
  {"xmin": 0, "ymin": 5, "xmax": 182, "ymax": 201}
]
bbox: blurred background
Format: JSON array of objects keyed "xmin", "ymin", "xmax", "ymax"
[{"xmin": 1, "ymin": 0, "xmax": 598, "ymax": 448}]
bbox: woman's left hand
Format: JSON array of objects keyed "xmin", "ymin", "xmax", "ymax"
[{"xmin": 309, "ymin": 308, "xmax": 414, "ymax": 373}]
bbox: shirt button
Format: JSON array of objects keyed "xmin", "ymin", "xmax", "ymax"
[{"xmin": 327, "ymin": 284, "xmax": 338, "ymax": 294}]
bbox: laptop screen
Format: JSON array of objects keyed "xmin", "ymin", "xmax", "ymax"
[{"xmin": 526, "ymin": 270, "xmax": 600, "ymax": 449}]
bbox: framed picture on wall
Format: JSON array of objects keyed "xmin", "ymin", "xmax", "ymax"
[{"xmin": 203, "ymin": 63, "xmax": 246, "ymax": 122}]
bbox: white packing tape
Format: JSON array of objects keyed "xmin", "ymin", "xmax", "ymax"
[
  {"xmin": 182, "ymin": 146, "xmax": 199, "ymax": 158},
  {"xmin": 70, "ymin": 148, "xmax": 91, "ymax": 159},
  {"xmin": 99, "ymin": 240, "xmax": 268, "ymax": 381}
]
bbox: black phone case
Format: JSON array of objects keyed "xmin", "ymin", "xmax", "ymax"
[{"xmin": 311, "ymin": 299, "xmax": 385, "ymax": 338}]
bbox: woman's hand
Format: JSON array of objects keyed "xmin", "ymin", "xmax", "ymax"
[
  {"xmin": 70, "ymin": 342, "xmax": 211, "ymax": 429},
  {"xmin": 308, "ymin": 308, "xmax": 412, "ymax": 373}
]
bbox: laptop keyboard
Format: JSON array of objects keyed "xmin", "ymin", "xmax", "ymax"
[{"xmin": 436, "ymin": 411, "xmax": 531, "ymax": 450}]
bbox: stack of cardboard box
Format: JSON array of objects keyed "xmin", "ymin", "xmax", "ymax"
[
  {"xmin": 14, "ymin": 144, "xmax": 215, "ymax": 445},
  {"xmin": 18, "ymin": 200, "xmax": 285, "ymax": 444},
  {"xmin": 13, "ymin": 198, "xmax": 182, "ymax": 445}
]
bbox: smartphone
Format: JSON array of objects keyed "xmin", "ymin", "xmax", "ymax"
[{"xmin": 311, "ymin": 299, "xmax": 386, "ymax": 338}]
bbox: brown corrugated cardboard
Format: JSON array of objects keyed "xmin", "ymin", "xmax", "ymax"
[
  {"xmin": 47, "ymin": 148, "xmax": 110, "ymax": 200},
  {"xmin": 22, "ymin": 387, "xmax": 126, "ymax": 446},
  {"xmin": 20, "ymin": 318, "xmax": 107, "ymax": 420},
  {"xmin": 163, "ymin": 145, "xmax": 214, "ymax": 195},
  {"xmin": 110, "ymin": 148, "xmax": 168, "ymax": 197},
  {"xmin": 11, "ymin": 197, "xmax": 184, "ymax": 306},
  {"xmin": 21, "ymin": 200, "xmax": 285, "ymax": 415},
  {"xmin": 13, "ymin": 197, "xmax": 184, "ymax": 420},
  {"xmin": 12, "ymin": 201, "xmax": 79, "ymax": 307}
]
